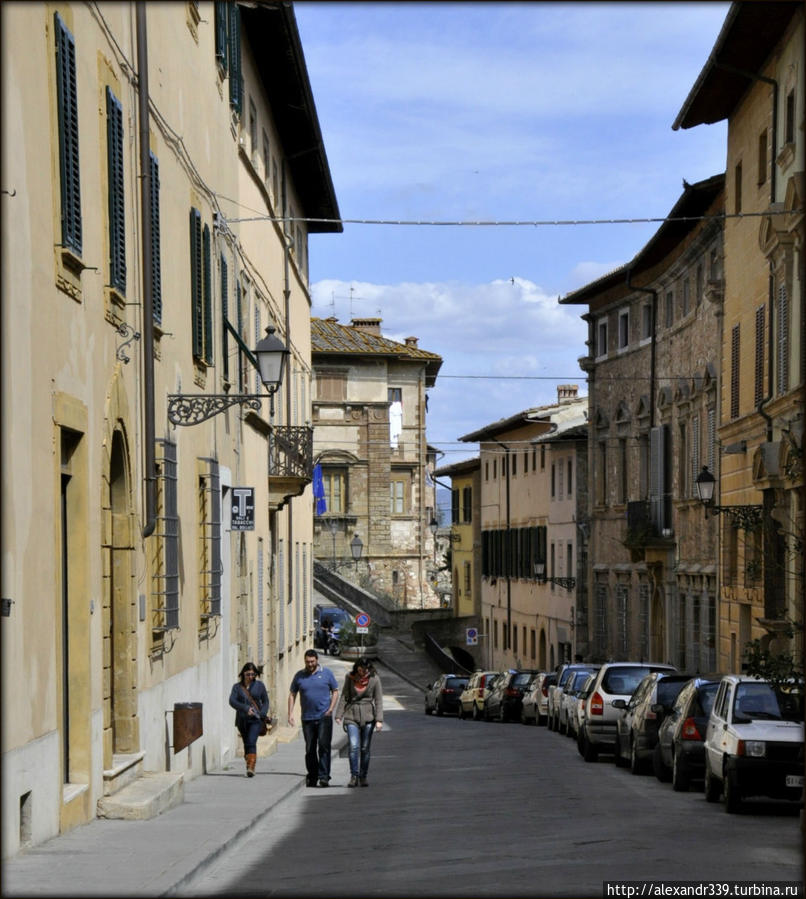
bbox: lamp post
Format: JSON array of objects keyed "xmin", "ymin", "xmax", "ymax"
[
  {"xmin": 167, "ymin": 326, "xmax": 289, "ymax": 426},
  {"xmin": 694, "ymin": 466, "xmax": 763, "ymax": 529},
  {"xmin": 350, "ymin": 532, "xmax": 363, "ymax": 573},
  {"xmin": 429, "ymin": 516, "xmax": 439, "ymax": 564},
  {"xmin": 327, "ymin": 518, "xmax": 338, "ymax": 570},
  {"xmin": 533, "ymin": 561, "xmax": 576, "ymax": 591}
]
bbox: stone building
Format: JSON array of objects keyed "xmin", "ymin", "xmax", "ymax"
[
  {"xmin": 562, "ymin": 176, "xmax": 724, "ymax": 666},
  {"xmin": 311, "ymin": 317, "xmax": 442, "ymax": 608},
  {"xmin": 459, "ymin": 387, "xmax": 587, "ymax": 671},
  {"xmin": 1, "ymin": 1, "xmax": 339, "ymax": 856},
  {"xmin": 673, "ymin": 0, "xmax": 803, "ymax": 671}
]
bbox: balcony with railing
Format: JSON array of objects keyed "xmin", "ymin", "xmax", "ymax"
[
  {"xmin": 623, "ymin": 500, "xmax": 673, "ymax": 562},
  {"xmin": 268, "ymin": 425, "xmax": 313, "ymax": 510}
]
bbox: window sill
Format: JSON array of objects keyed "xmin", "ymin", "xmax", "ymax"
[{"xmin": 55, "ymin": 246, "xmax": 86, "ymax": 302}]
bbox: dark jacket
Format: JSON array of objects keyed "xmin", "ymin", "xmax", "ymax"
[{"xmin": 229, "ymin": 680, "xmax": 270, "ymax": 731}]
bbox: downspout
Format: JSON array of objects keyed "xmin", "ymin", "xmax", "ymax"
[
  {"xmin": 281, "ymin": 161, "xmax": 293, "ymax": 614},
  {"xmin": 136, "ymin": 3, "xmax": 156, "ymax": 538},
  {"xmin": 491, "ymin": 437, "xmax": 511, "ymax": 648}
]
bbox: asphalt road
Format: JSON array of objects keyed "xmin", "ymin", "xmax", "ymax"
[{"xmin": 180, "ymin": 663, "xmax": 803, "ymax": 898}]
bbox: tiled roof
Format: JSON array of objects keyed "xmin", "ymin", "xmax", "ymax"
[{"xmin": 311, "ymin": 318, "xmax": 442, "ymax": 363}]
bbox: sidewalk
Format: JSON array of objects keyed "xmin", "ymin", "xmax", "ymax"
[{"xmin": 2, "ymin": 646, "xmax": 434, "ymax": 897}]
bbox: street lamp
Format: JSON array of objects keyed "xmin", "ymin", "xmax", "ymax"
[
  {"xmin": 167, "ymin": 326, "xmax": 289, "ymax": 426},
  {"xmin": 533, "ymin": 561, "xmax": 576, "ymax": 590},
  {"xmin": 350, "ymin": 532, "xmax": 363, "ymax": 572},
  {"xmin": 327, "ymin": 518, "xmax": 338, "ymax": 570},
  {"xmin": 429, "ymin": 516, "xmax": 439, "ymax": 563},
  {"xmin": 694, "ymin": 466, "xmax": 763, "ymax": 529}
]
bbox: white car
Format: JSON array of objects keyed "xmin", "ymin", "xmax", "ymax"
[
  {"xmin": 548, "ymin": 664, "xmax": 598, "ymax": 731},
  {"xmin": 703, "ymin": 675, "xmax": 804, "ymax": 813},
  {"xmin": 559, "ymin": 669, "xmax": 599, "ymax": 736}
]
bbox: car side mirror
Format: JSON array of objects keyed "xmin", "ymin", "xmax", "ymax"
[
  {"xmin": 650, "ymin": 703, "xmax": 665, "ymax": 716},
  {"xmin": 612, "ymin": 699, "xmax": 627, "ymax": 710}
]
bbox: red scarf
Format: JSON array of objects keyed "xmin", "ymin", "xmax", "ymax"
[{"xmin": 350, "ymin": 671, "xmax": 370, "ymax": 694}]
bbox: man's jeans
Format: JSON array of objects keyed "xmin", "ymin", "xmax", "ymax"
[
  {"xmin": 345, "ymin": 721, "xmax": 375, "ymax": 778},
  {"xmin": 302, "ymin": 716, "xmax": 333, "ymax": 782}
]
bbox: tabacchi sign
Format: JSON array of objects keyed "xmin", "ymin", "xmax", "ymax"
[{"xmin": 231, "ymin": 487, "xmax": 255, "ymax": 531}]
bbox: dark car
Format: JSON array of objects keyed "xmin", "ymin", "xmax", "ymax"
[
  {"xmin": 654, "ymin": 675, "xmax": 723, "ymax": 791},
  {"xmin": 484, "ymin": 670, "xmax": 540, "ymax": 722},
  {"xmin": 613, "ymin": 672, "xmax": 693, "ymax": 774},
  {"xmin": 313, "ymin": 606, "xmax": 351, "ymax": 652},
  {"xmin": 425, "ymin": 674, "xmax": 470, "ymax": 716}
]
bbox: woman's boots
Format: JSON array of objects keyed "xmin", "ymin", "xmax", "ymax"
[{"xmin": 246, "ymin": 753, "xmax": 256, "ymax": 777}]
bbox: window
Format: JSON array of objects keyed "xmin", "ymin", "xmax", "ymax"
[
  {"xmin": 248, "ymin": 97, "xmax": 257, "ymax": 156},
  {"xmin": 228, "ymin": 3, "xmax": 242, "ymax": 114},
  {"xmin": 597, "ymin": 441, "xmax": 608, "ymax": 506},
  {"xmin": 550, "ymin": 543, "xmax": 556, "ymax": 592},
  {"xmin": 105, "ymin": 87, "xmax": 126, "ymax": 295},
  {"xmin": 540, "ymin": 445, "xmax": 545, "ymax": 470},
  {"xmin": 567, "ymin": 543, "xmax": 573, "ymax": 582},
  {"xmin": 220, "ymin": 254, "xmax": 229, "ymax": 381},
  {"xmin": 189, "ymin": 208, "xmax": 212, "ymax": 365},
  {"xmin": 262, "ymin": 129, "xmax": 270, "ymax": 182},
  {"xmin": 463, "ymin": 562, "xmax": 471, "ymax": 595},
  {"xmin": 681, "ymin": 277, "xmax": 690, "ymax": 317},
  {"xmin": 730, "ymin": 324, "xmax": 740, "ymax": 419},
  {"xmin": 54, "ymin": 13, "xmax": 82, "ymax": 256},
  {"xmin": 754, "ymin": 305, "xmax": 765, "ymax": 406},
  {"xmin": 198, "ymin": 459, "xmax": 222, "ymax": 626},
  {"xmin": 690, "ymin": 413, "xmax": 700, "ymax": 500},
  {"xmin": 532, "ymin": 448, "xmax": 536, "ymax": 471},
  {"xmin": 390, "ymin": 476, "xmax": 407, "ymax": 515},
  {"xmin": 596, "ymin": 317, "xmax": 608, "ymax": 357},
  {"xmin": 512, "ymin": 454, "xmax": 517, "ymax": 477},
  {"xmin": 150, "ymin": 154, "xmax": 162, "ymax": 325},
  {"xmin": 758, "ymin": 130, "xmax": 768, "ymax": 185},
  {"xmin": 777, "ymin": 284, "xmax": 789, "ymax": 395},
  {"xmin": 616, "ymin": 584, "xmax": 629, "ymax": 655},
  {"xmin": 567, "ymin": 458, "xmax": 573, "ymax": 494},
  {"xmin": 551, "ymin": 462, "xmax": 556, "ymax": 498},
  {"xmin": 451, "ymin": 489, "xmax": 459, "ymax": 524},
  {"xmin": 734, "ymin": 161, "xmax": 742, "ymax": 215},
  {"xmin": 678, "ymin": 423, "xmax": 687, "ymax": 499},
  {"xmin": 316, "ymin": 371, "xmax": 346, "ymax": 401},
  {"xmin": 462, "ymin": 486, "xmax": 472, "ymax": 523},
  {"xmin": 322, "ymin": 469, "xmax": 345, "ymax": 514},
  {"xmin": 785, "ymin": 90, "xmax": 795, "ymax": 145},
  {"xmin": 665, "ymin": 291, "xmax": 674, "ymax": 328},
  {"xmin": 152, "ymin": 439, "xmax": 179, "ymax": 639},
  {"xmin": 618, "ymin": 308, "xmax": 629, "ymax": 350},
  {"xmin": 641, "ymin": 304, "xmax": 652, "ymax": 340}
]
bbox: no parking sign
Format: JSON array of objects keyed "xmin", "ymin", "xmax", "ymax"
[
  {"xmin": 466, "ymin": 627, "xmax": 478, "ymax": 646},
  {"xmin": 356, "ymin": 612, "xmax": 370, "ymax": 634}
]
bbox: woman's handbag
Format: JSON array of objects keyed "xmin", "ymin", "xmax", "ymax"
[{"xmin": 241, "ymin": 686, "xmax": 270, "ymax": 736}]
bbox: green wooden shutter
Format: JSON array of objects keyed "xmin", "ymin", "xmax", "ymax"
[
  {"xmin": 228, "ymin": 4, "xmax": 242, "ymax": 115},
  {"xmin": 202, "ymin": 224, "xmax": 213, "ymax": 365},
  {"xmin": 189, "ymin": 208, "xmax": 202, "ymax": 359},
  {"xmin": 149, "ymin": 153, "xmax": 162, "ymax": 325},
  {"xmin": 214, "ymin": 2, "xmax": 228, "ymax": 72},
  {"xmin": 54, "ymin": 13, "xmax": 82, "ymax": 254},
  {"xmin": 106, "ymin": 87, "xmax": 126, "ymax": 293},
  {"xmin": 220, "ymin": 255, "xmax": 229, "ymax": 381},
  {"xmin": 236, "ymin": 280, "xmax": 243, "ymax": 391}
]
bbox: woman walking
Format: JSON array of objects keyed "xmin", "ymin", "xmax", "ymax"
[
  {"xmin": 229, "ymin": 662, "xmax": 270, "ymax": 777},
  {"xmin": 334, "ymin": 657, "xmax": 383, "ymax": 787}
]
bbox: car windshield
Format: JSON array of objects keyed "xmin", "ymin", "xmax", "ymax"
[
  {"xmin": 734, "ymin": 683, "xmax": 804, "ymax": 722},
  {"xmin": 512, "ymin": 673, "xmax": 534, "ymax": 687},
  {"xmin": 602, "ymin": 667, "xmax": 659, "ymax": 695},
  {"xmin": 571, "ymin": 672, "xmax": 590, "ymax": 690},
  {"xmin": 657, "ymin": 679, "xmax": 688, "ymax": 707},
  {"xmin": 694, "ymin": 684, "xmax": 719, "ymax": 717},
  {"xmin": 446, "ymin": 677, "xmax": 468, "ymax": 690}
]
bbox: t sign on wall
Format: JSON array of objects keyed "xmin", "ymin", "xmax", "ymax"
[{"xmin": 231, "ymin": 487, "xmax": 255, "ymax": 531}]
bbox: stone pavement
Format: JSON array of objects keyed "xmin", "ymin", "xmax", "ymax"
[{"xmin": 2, "ymin": 636, "xmax": 442, "ymax": 897}]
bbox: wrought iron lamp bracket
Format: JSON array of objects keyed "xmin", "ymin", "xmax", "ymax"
[
  {"xmin": 708, "ymin": 504, "xmax": 764, "ymax": 530},
  {"xmin": 116, "ymin": 322, "xmax": 141, "ymax": 364},
  {"xmin": 167, "ymin": 393, "xmax": 264, "ymax": 426}
]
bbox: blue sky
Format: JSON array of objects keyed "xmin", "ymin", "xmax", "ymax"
[{"xmin": 294, "ymin": 1, "xmax": 730, "ymax": 456}]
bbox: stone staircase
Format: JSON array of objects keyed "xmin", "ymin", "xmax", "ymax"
[{"xmin": 97, "ymin": 752, "xmax": 184, "ymax": 821}]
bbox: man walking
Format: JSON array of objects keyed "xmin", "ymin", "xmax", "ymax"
[{"xmin": 288, "ymin": 649, "xmax": 340, "ymax": 787}]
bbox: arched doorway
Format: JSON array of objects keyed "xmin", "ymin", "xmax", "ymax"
[{"xmin": 103, "ymin": 429, "xmax": 138, "ymax": 766}]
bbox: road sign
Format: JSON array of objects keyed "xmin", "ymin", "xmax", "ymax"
[
  {"xmin": 231, "ymin": 487, "xmax": 255, "ymax": 531},
  {"xmin": 466, "ymin": 627, "xmax": 478, "ymax": 646},
  {"xmin": 355, "ymin": 612, "xmax": 371, "ymax": 628},
  {"xmin": 356, "ymin": 626, "xmax": 369, "ymax": 634}
]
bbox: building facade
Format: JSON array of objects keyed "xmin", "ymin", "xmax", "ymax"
[
  {"xmin": 1, "ymin": 1, "xmax": 339, "ymax": 856},
  {"xmin": 673, "ymin": 0, "xmax": 804, "ymax": 671},
  {"xmin": 311, "ymin": 317, "xmax": 442, "ymax": 608},
  {"xmin": 563, "ymin": 176, "xmax": 725, "ymax": 667}
]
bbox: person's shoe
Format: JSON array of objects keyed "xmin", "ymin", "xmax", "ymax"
[
  {"xmin": 318, "ymin": 778, "xmax": 329, "ymax": 787},
  {"xmin": 306, "ymin": 777, "xmax": 317, "ymax": 787},
  {"xmin": 245, "ymin": 753, "xmax": 256, "ymax": 777},
  {"xmin": 348, "ymin": 776, "xmax": 359, "ymax": 788},
  {"xmin": 359, "ymin": 777, "xmax": 368, "ymax": 787}
]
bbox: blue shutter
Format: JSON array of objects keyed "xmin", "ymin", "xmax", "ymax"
[
  {"xmin": 220, "ymin": 255, "xmax": 229, "ymax": 381},
  {"xmin": 228, "ymin": 4, "xmax": 242, "ymax": 115},
  {"xmin": 214, "ymin": 2, "xmax": 228, "ymax": 72},
  {"xmin": 54, "ymin": 13, "xmax": 81, "ymax": 254},
  {"xmin": 202, "ymin": 224, "xmax": 213, "ymax": 365},
  {"xmin": 106, "ymin": 87, "xmax": 126, "ymax": 293},
  {"xmin": 149, "ymin": 153, "xmax": 162, "ymax": 324},
  {"xmin": 189, "ymin": 208, "xmax": 203, "ymax": 359}
]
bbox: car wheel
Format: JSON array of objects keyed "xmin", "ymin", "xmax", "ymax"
[
  {"xmin": 472, "ymin": 704, "xmax": 481, "ymax": 721},
  {"xmin": 630, "ymin": 738, "xmax": 645, "ymax": 775},
  {"xmin": 671, "ymin": 749, "xmax": 689, "ymax": 792},
  {"xmin": 653, "ymin": 744, "xmax": 671, "ymax": 783},
  {"xmin": 614, "ymin": 737, "xmax": 628, "ymax": 768},
  {"xmin": 723, "ymin": 767, "xmax": 742, "ymax": 814},
  {"xmin": 581, "ymin": 732, "xmax": 599, "ymax": 763},
  {"xmin": 577, "ymin": 728, "xmax": 586, "ymax": 757},
  {"xmin": 704, "ymin": 757, "xmax": 721, "ymax": 802}
]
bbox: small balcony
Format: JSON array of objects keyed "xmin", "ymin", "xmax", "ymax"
[
  {"xmin": 268, "ymin": 425, "xmax": 313, "ymax": 511},
  {"xmin": 623, "ymin": 500, "xmax": 673, "ymax": 563}
]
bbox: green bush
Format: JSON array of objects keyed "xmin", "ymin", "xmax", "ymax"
[{"xmin": 339, "ymin": 617, "xmax": 379, "ymax": 647}]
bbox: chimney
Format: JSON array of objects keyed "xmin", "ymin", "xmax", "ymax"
[
  {"xmin": 405, "ymin": 336, "xmax": 418, "ymax": 348},
  {"xmin": 557, "ymin": 384, "xmax": 578, "ymax": 403},
  {"xmin": 351, "ymin": 317, "xmax": 382, "ymax": 336}
]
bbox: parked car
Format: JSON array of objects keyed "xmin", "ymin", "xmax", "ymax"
[
  {"xmin": 483, "ymin": 670, "xmax": 540, "ymax": 722},
  {"xmin": 570, "ymin": 673, "xmax": 598, "ymax": 740},
  {"xmin": 613, "ymin": 672, "xmax": 693, "ymax": 773},
  {"xmin": 654, "ymin": 675, "xmax": 722, "ymax": 791},
  {"xmin": 703, "ymin": 675, "xmax": 804, "ymax": 813},
  {"xmin": 313, "ymin": 606, "xmax": 351, "ymax": 652},
  {"xmin": 577, "ymin": 662, "xmax": 677, "ymax": 762},
  {"xmin": 559, "ymin": 669, "xmax": 600, "ymax": 736},
  {"xmin": 548, "ymin": 664, "xmax": 598, "ymax": 731},
  {"xmin": 424, "ymin": 673, "xmax": 470, "ymax": 716},
  {"xmin": 521, "ymin": 672, "xmax": 556, "ymax": 725},
  {"xmin": 459, "ymin": 670, "xmax": 499, "ymax": 720}
]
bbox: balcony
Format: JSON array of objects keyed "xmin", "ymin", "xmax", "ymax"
[
  {"xmin": 623, "ymin": 500, "xmax": 674, "ymax": 563},
  {"xmin": 268, "ymin": 425, "xmax": 313, "ymax": 511}
]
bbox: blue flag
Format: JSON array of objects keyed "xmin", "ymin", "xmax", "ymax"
[{"xmin": 312, "ymin": 463, "xmax": 326, "ymax": 515}]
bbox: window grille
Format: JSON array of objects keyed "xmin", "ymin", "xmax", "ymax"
[
  {"xmin": 616, "ymin": 584, "xmax": 629, "ymax": 655},
  {"xmin": 777, "ymin": 284, "xmax": 789, "ymax": 395},
  {"xmin": 730, "ymin": 324, "xmax": 740, "ymax": 419},
  {"xmin": 755, "ymin": 305, "xmax": 765, "ymax": 406},
  {"xmin": 199, "ymin": 459, "xmax": 222, "ymax": 625},
  {"xmin": 150, "ymin": 154, "xmax": 162, "ymax": 324},
  {"xmin": 638, "ymin": 583, "xmax": 650, "ymax": 660},
  {"xmin": 595, "ymin": 584, "xmax": 608, "ymax": 657},
  {"xmin": 153, "ymin": 440, "xmax": 179, "ymax": 635}
]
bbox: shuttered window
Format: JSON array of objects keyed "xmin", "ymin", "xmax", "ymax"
[
  {"xmin": 150, "ymin": 154, "xmax": 162, "ymax": 324},
  {"xmin": 754, "ymin": 305, "xmax": 765, "ymax": 406},
  {"xmin": 105, "ymin": 87, "xmax": 126, "ymax": 293},
  {"xmin": 214, "ymin": 1, "xmax": 228, "ymax": 71},
  {"xmin": 54, "ymin": 13, "xmax": 82, "ymax": 255},
  {"xmin": 153, "ymin": 439, "xmax": 179, "ymax": 635},
  {"xmin": 730, "ymin": 324, "xmax": 740, "ymax": 420},
  {"xmin": 199, "ymin": 459, "xmax": 221, "ymax": 625},
  {"xmin": 220, "ymin": 255, "xmax": 229, "ymax": 381},
  {"xmin": 690, "ymin": 413, "xmax": 700, "ymax": 500},
  {"xmin": 777, "ymin": 284, "xmax": 789, "ymax": 395},
  {"xmin": 189, "ymin": 208, "xmax": 203, "ymax": 358},
  {"xmin": 202, "ymin": 224, "xmax": 213, "ymax": 365},
  {"xmin": 228, "ymin": 3, "xmax": 242, "ymax": 115}
]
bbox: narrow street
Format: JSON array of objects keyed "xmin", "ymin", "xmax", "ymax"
[{"xmin": 180, "ymin": 663, "xmax": 803, "ymax": 897}]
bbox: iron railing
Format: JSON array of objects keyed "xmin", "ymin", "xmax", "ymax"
[{"xmin": 270, "ymin": 425, "xmax": 313, "ymax": 479}]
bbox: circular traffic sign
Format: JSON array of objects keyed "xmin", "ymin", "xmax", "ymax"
[{"xmin": 355, "ymin": 612, "xmax": 371, "ymax": 628}]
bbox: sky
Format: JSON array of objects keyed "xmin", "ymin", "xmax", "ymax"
[{"xmin": 293, "ymin": 1, "xmax": 730, "ymax": 461}]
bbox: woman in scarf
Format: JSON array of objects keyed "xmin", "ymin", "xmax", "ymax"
[
  {"xmin": 228, "ymin": 662, "xmax": 270, "ymax": 777},
  {"xmin": 334, "ymin": 657, "xmax": 384, "ymax": 787}
]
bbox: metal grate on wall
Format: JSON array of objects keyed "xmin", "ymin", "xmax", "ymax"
[{"xmin": 153, "ymin": 439, "xmax": 179, "ymax": 631}]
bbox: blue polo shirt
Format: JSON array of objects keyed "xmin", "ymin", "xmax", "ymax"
[{"xmin": 290, "ymin": 665, "xmax": 339, "ymax": 721}]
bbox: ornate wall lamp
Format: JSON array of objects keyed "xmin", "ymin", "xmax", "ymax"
[
  {"xmin": 694, "ymin": 465, "xmax": 763, "ymax": 529},
  {"xmin": 167, "ymin": 326, "xmax": 288, "ymax": 426},
  {"xmin": 350, "ymin": 532, "xmax": 363, "ymax": 572},
  {"xmin": 533, "ymin": 561, "xmax": 576, "ymax": 590}
]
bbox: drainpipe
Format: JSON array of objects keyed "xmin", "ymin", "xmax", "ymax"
[
  {"xmin": 626, "ymin": 270, "xmax": 657, "ymax": 433},
  {"xmin": 136, "ymin": 3, "xmax": 156, "ymax": 538},
  {"xmin": 491, "ymin": 437, "xmax": 511, "ymax": 647},
  {"xmin": 280, "ymin": 162, "xmax": 293, "ymax": 607}
]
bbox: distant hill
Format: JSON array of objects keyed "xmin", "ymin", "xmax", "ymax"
[{"xmin": 436, "ymin": 486, "xmax": 451, "ymax": 525}]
